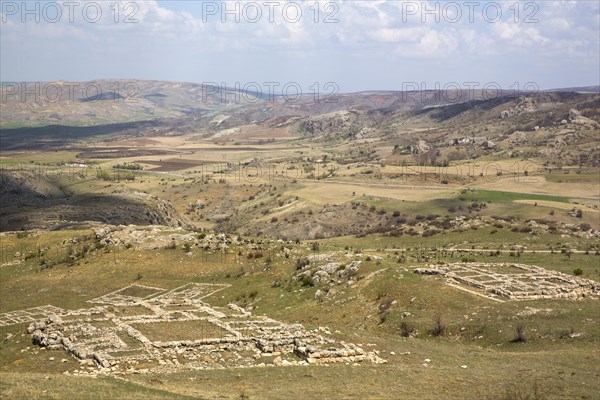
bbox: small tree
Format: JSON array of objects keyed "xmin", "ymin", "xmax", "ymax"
[{"xmin": 565, "ymin": 250, "xmax": 572, "ymax": 260}]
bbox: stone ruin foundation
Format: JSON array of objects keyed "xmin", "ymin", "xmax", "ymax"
[
  {"xmin": 12, "ymin": 283, "xmax": 385, "ymax": 376},
  {"xmin": 415, "ymin": 263, "xmax": 600, "ymax": 301}
]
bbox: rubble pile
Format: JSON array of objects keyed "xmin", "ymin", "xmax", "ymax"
[{"xmin": 295, "ymin": 252, "xmax": 362, "ymax": 287}]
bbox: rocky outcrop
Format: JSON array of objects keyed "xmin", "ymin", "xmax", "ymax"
[
  {"xmin": 500, "ymin": 96, "xmax": 537, "ymax": 118},
  {"xmin": 410, "ymin": 139, "xmax": 431, "ymax": 154},
  {"xmin": 92, "ymin": 226, "xmax": 233, "ymax": 251},
  {"xmin": 295, "ymin": 252, "xmax": 361, "ymax": 286},
  {"xmin": 505, "ymin": 131, "xmax": 529, "ymax": 146},
  {"xmin": 569, "ymin": 109, "xmax": 599, "ymax": 127},
  {"xmin": 124, "ymin": 191, "xmax": 193, "ymax": 229},
  {"xmin": 298, "ymin": 111, "xmax": 362, "ymax": 138}
]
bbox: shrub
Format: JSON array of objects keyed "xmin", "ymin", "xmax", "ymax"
[
  {"xmin": 253, "ymin": 252, "xmax": 264, "ymax": 259},
  {"xmin": 400, "ymin": 322, "xmax": 415, "ymax": 337},
  {"xmin": 239, "ymin": 391, "xmax": 250, "ymax": 400},
  {"xmin": 487, "ymin": 380, "xmax": 554, "ymax": 400},
  {"xmin": 39, "ymin": 259, "xmax": 54, "ymax": 270},
  {"xmin": 579, "ymin": 223, "xmax": 591, "ymax": 232},
  {"xmin": 573, "ymin": 268, "xmax": 583, "ymax": 276},
  {"xmin": 422, "ymin": 229, "xmax": 439, "ymax": 237},
  {"xmin": 378, "ymin": 297, "xmax": 394, "ymax": 313},
  {"xmin": 512, "ymin": 324, "xmax": 527, "ymax": 343},
  {"xmin": 379, "ymin": 312, "xmax": 388, "ymax": 324},
  {"xmin": 301, "ymin": 276, "xmax": 314, "ymax": 287},
  {"xmin": 430, "ymin": 314, "xmax": 445, "ymax": 337},
  {"xmin": 296, "ymin": 257, "xmax": 309, "ymax": 270},
  {"xmin": 96, "ymin": 169, "xmax": 113, "ymax": 181}
]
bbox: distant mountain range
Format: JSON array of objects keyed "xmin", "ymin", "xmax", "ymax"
[
  {"xmin": 545, "ymin": 86, "xmax": 599, "ymax": 93},
  {"xmin": 1, "ymin": 80, "xmax": 598, "ymax": 151}
]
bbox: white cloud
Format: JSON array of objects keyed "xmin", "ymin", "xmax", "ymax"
[
  {"xmin": 368, "ymin": 27, "xmax": 427, "ymax": 43},
  {"xmin": 546, "ymin": 18, "xmax": 571, "ymax": 32},
  {"xmin": 0, "ymin": 0, "xmax": 598, "ymax": 88},
  {"xmin": 493, "ymin": 22, "xmax": 549, "ymax": 46},
  {"xmin": 401, "ymin": 29, "xmax": 459, "ymax": 58}
]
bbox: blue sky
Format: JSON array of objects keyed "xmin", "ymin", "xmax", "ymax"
[{"xmin": 1, "ymin": 1, "xmax": 599, "ymax": 92}]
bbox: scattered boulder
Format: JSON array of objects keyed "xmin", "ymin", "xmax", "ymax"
[
  {"xmin": 568, "ymin": 109, "xmax": 598, "ymax": 126},
  {"xmin": 410, "ymin": 140, "xmax": 430, "ymax": 154}
]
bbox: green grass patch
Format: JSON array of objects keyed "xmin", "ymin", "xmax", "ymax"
[
  {"xmin": 544, "ymin": 173, "xmax": 599, "ymax": 183},
  {"xmin": 457, "ymin": 189, "xmax": 571, "ymax": 204}
]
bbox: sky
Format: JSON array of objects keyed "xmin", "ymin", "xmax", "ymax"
[{"xmin": 1, "ymin": 0, "xmax": 599, "ymax": 93}]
